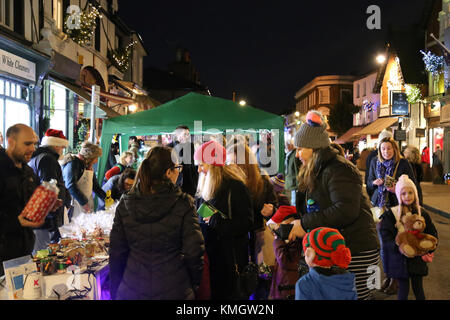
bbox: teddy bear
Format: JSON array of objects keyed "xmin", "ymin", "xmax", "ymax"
[{"xmin": 395, "ymin": 212, "xmax": 438, "ymax": 258}]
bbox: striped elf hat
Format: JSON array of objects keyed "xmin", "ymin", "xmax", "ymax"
[{"xmin": 302, "ymin": 227, "xmax": 352, "ymax": 269}]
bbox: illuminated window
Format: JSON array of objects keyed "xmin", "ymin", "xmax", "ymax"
[
  {"xmin": 319, "ymin": 87, "xmax": 330, "ymax": 104},
  {"xmin": 53, "ymin": 0, "xmax": 63, "ymax": 30}
]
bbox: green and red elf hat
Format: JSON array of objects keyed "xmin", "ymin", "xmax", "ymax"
[{"xmin": 302, "ymin": 227, "xmax": 352, "ymax": 269}]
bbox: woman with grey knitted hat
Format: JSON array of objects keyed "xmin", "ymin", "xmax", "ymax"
[
  {"xmin": 289, "ymin": 110, "xmax": 380, "ymax": 300},
  {"xmin": 62, "ymin": 141, "xmax": 106, "ymax": 217}
]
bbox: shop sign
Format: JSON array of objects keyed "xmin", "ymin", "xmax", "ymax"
[
  {"xmin": 415, "ymin": 128, "xmax": 426, "ymax": 138},
  {"xmin": 391, "ymin": 91, "xmax": 409, "ymax": 116},
  {"xmin": 394, "ymin": 129, "xmax": 407, "ymax": 141},
  {"xmin": 0, "ymin": 49, "xmax": 36, "ymax": 82},
  {"xmin": 441, "ymin": 104, "xmax": 450, "ymax": 124}
]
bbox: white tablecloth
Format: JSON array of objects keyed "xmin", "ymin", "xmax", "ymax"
[{"xmin": 0, "ymin": 260, "xmax": 109, "ymax": 300}]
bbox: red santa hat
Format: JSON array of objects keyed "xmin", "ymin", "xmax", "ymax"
[
  {"xmin": 266, "ymin": 205, "xmax": 297, "ymax": 225},
  {"xmin": 41, "ymin": 129, "xmax": 69, "ymax": 148}
]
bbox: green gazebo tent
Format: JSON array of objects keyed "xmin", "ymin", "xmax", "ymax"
[{"xmin": 97, "ymin": 92, "xmax": 285, "ymax": 183}]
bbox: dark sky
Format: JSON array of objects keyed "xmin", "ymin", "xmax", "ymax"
[{"xmin": 118, "ymin": 0, "xmax": 428, "ymax": 114}]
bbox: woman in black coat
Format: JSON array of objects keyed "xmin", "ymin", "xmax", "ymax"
[
  {"xmin": 290, "ymin": 111, "xmax": 380, "ymax": 300},
  {"xmin": 194, "ymin": 140, "xmax": 254, "ymax": 300},
  {"xmin": 109, "ymin": 146, "xmax": 205, "ymax": 300},
  {"xmin": 367, "ymin": 138, "xmax": 418, "ymax": 209}
]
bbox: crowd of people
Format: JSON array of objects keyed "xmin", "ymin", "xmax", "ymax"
[{"xmin": 0, "ymin": 110, "xmax": 440, "ymax": 300}]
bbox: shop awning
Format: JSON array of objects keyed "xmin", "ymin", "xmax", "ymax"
[
  {"xmin": 83, "ymin": 85, "xmax": 136, "ymax": 105},
  {"xmin": 352, "ymin": 117, "xmax": 398, "ymax": 137},
  {"xmin": 114, "ymin": 79, "xmax": 148, "ymax": 95},
  {"xmin": 49, "ymin": 75, "xmax": 120, "ymax": 118},
  {"xmin": 334, "ymin": 126, "xmax": 365, "ymax": 144}
]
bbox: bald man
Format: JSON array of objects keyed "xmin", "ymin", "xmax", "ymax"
[{"xmin": 0, "ymin": 124, "xmax": 44, "ymax": 276}]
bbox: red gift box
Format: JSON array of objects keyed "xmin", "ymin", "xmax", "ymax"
[{"xmin": 21, "ymin": 180, "xmax": 60, "ymax": 223}]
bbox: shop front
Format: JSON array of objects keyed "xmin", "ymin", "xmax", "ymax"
[
  {"xmin": 0, "ymin": 35, "xmax": 49, "ymax": 141},
  {"xmin": 43, "ymin": 52, "xmax": 120, "ymax": 152}
]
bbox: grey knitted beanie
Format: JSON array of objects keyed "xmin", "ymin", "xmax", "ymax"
[{"xmin": 294, "ymin": 110, "xmax": 330, "ymax": 149}]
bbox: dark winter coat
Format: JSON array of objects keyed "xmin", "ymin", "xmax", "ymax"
[
  {"xmin": 168, "ymin": 141, "xmax": 199, "ymax": 197},
  {"xmin": 28, "ymin": 146, "xmax": 71, "ymax": 230},
  {"xmin": 251, "ymin": 177, "xmax": 278, "ymax": 231},
  {"xmin": 61, "ymin": 155, "xmax": 106, "ymax": 206},
  {"xmin": 409, "ymin": 161, "xmax": 424, "ymax": 205},
  {"xmin": 269, "ymin": 239, "xmax": 302, "ymax": 300},
  {"xmin": 367, "ymin": 157, "xmax": 417, "ymax": 208},
  {"xmin": 199, "ymin": 178, "xmax": 254, "ymax": 300},
  {"xmin": 0, "ymin": 149, "xmax": 39, "ymax": 276},
  {"xmin": 365, "ymin": 149, "xmax": 378, "ymax": 198},
  {"xmin": 378, "ymin": 207, "xmax": 438, "ymax": 278},
  {"xmin": 285, "ymin": 149, "xmax": 301, "ymax": 191},
  {"xmin": 296, "ymin": 147, "xmax": 379, "ymax": 255},
  {"xmin": 109, "ymin": 183, "xmax": 205, "ymax": 300}
]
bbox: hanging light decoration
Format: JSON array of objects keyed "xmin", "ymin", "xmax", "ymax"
[
  {"xmin": 362, "ymin": 100, "xmax": 374, "ymax": 112},
  {"xmin": 64, "ymin": 4, "xmax": 101, "ymax": 46},
  {"xmin": 108, "ymin": 41, "xmax": 137, "ymax": 73},
  {"xmin": 405, "ymin": 84, "xmax": 422, "ymax": 104}
]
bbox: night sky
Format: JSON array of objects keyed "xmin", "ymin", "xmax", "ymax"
[{"xmin": 118, "ymin": 0, "xmax": 428, "ymax": 114}]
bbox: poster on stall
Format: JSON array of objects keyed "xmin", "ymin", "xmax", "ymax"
[{"xmin": 2, "ymin": 256, "xmax": 36, "ymax": 300}]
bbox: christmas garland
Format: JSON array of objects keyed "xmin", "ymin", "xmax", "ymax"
[
  {"xmin": 362, "ymin": 100, "xmax": 374, "ymax": 112},
  {"xmin": 64, "ymin": 4, "xmax": 101, "ymax": 46},
  {"xmin": 108, "ymin": 41, "xmax": 137, "ymax": 73},
  {"xmin": 405, "ymin": 84, "xmax": 422, "ymax": 104},
  {"xmin": 420, "ymin": 50, "xmax": 445, "ymax": 76}
]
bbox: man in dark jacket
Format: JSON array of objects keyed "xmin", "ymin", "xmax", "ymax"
[
  {"xmin": 168, "ymin": 125, "xmax": 199, "ymax": 197},
  {"xmin": 28, "ymin": 129, "xmax": 71, "ymax": 251},
  {"xmin": 0, "ymin": 124, "xmax": 45, "ymax": 276}
]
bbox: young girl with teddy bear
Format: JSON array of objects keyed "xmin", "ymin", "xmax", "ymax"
[{"xmin": 378, "ymin": 174, "xmax": 438, "ymax": 300}]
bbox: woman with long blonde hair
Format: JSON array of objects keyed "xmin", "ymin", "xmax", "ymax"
[{"xmin": 195, "ymin": 140, "xmax": 253, "ymax": 300}]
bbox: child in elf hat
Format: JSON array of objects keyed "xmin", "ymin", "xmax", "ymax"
[
  {"xmin": 266, "ymin": 205, "xmax": 302, "ymax": 300},
  {"xmin": 295, "ymin": 227, "xmax": 357, "ymax": 300},
  {"xmin": 378, "ymin": 174, "xmax": 438, "ymax": 300}
]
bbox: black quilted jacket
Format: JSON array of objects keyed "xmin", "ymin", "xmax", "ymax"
[
  {"xmin": 297, "ymin": 147, "xmax": 380, "ymax": 255},
  {"xmin": 109, "ymin": 183, "xmax": 205, "ymax": 300}
]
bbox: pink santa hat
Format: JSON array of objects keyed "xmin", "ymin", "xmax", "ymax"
[{"xmin": 395, "ymin": 174, "xmax": 421, "ymax": 221}]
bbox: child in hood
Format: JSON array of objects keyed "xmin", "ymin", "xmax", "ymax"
[
  {"xmin": 295, "ymin": 227, "xmax": 357, "ymax": 300},
  {"xmin": 267, "ymin": 205, "xmax": 302, "ymax": 299}
]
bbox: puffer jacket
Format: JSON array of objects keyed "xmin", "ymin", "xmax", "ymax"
[
  {"xmin": 297, "ymin": 147, "xmax": 380, "ymax": 255},
  {"xmin": 109, "ymin": 183, "xmax": 205, "ymax": 300}
]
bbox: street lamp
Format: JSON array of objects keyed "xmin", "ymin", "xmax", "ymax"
[
  {"xmin": 376, "ymin": 54, "xmax": 386, "ymax": 64},
  {"xmin": 129, "ymin": 104, "xmax": 137, "ymax": 113},
  {"xmin": 294, "ymin": 111, "xmax": 300, "ymax": 117}
]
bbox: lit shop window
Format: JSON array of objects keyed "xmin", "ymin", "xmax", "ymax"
[{"xmin": 49, "ymin": 82, "xmax": 67, "ymax": 134}]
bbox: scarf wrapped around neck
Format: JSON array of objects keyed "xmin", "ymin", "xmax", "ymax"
[{"xmin": 375, "ymin": 158, "xmax": 395, "ymax": 207}]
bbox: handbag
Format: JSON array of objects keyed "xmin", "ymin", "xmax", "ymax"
[{"xmin": 227, "ymin": 191, "xmax": 259, "ymax": 299}]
